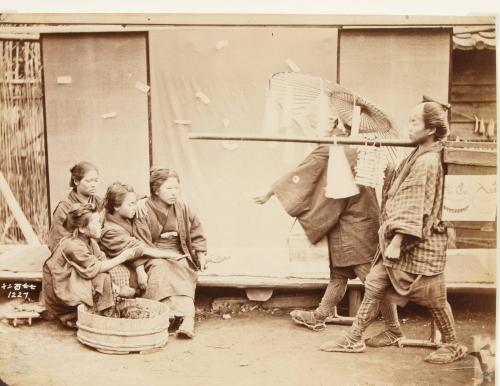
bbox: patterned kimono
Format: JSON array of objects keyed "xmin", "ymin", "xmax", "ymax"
[
  {"xmin": 379, "ymin": 141, "xmax": 448, "ymax": 307},
  {"xmin": 271, "ymin": 144, "xmax": 380, "ymax": 268},
  {"xmin": 381, "ymin": 141, "xmax": 447, "ymax": 275},
  {"xmin": 43, "ymin": 235, "xmax": 118, "ymax": 317},
  {"xmin": 133, "ymin": 197, "xmax": 207, "ymax": 302},
  {"xmin": 47, "ymin": 190, "xmax": 104, "ymax": 252}
]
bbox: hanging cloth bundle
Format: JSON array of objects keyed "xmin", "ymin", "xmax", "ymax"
[
  {"xmin": 473, "ymin": 116, "xmax": 479, "ymax": 134},
  {"xmin": 486, "ymin": 119, "xmax": 496, "ymax": 139},
  {"xmin": 479, "ymin": 119, "xmax": 486, "ymax": 135},
  {"xmin": 325, "ymin": 136, "xmax": 359, "ymax": 199}
]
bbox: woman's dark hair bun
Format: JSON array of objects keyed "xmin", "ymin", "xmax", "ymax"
[{"xmin": 63, "ymin": 203, "xmax": 97, "ymax": 232}]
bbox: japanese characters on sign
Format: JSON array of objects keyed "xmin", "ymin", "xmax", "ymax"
[{"xmin": 443, "ymin": 175, "xmax": 497, "ymax": 222}]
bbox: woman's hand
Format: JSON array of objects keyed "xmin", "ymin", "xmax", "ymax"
[
  {"xmin": 136, "ymin": 265, "xmax": 148, "ymax": 291},
  {"xmin": 253, "ymin": 188, "xmax": 274, "ymax": 205},
  {"xmin": 160, "ymin": 231, "xmax": 178, "ymax": 239},
  {"xmin": 161, "ymin": 251, "xmax": 188, "ymax": 260},
  {"xmin": 121, "ymin": 248, "xmax": 138, "ymax": 262},
  {"xmin": 135, "ymin": 197, "xmax": 149, "ymax": 219},
  {"xmin": 197, "ymin": 252, "xmax": 208, "ymax": 271},
  {"xmin": 384, "ymin": 234, "xmax": 403, "ymax": 260}
]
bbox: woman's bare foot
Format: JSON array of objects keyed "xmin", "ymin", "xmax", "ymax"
[
  {"xmin": 59, "ymin": 312, "xmax": 78, "ymax": 329},
  {"xmin": 119, "ymin": 286, "xmax": 136, "ymax": 298}
]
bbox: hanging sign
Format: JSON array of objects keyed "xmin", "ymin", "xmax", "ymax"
[{"xmin": 442, "ymin": 175, "xmax": 497, "ymax": 221}]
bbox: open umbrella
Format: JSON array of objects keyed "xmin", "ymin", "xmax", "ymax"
[{"xmin": 325, "ymin": 82, "xmax": 398, "ymax": 136}]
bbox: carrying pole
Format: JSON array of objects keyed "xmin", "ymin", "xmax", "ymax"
[
  {"xmin": 188, "ymin": 133, "xmax": 497, "ymax": 150},
  {"xmin": 188, "ymin": 133, "xmax": 416, "ymax": 147}
]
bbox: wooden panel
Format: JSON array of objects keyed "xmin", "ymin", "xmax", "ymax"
[
  {"xmin": 450, "ymin": 101, "xmax": 497, "ymax": 122},
  {"xmin": 454, "ymin": 228, "xmax": 496, "ymax": 248},
  {"xmin": 452, "ymin": 49, "xmax": 497, "ymax": 85},
  {"xmin": 450, "ymin": 84, "xmax": 496, "ymax": 103},
  {"xmin": 42, "ymin": 33, "xmax": 150, "ymax": 211},
  {"xmin": 445, "ymin": 153, "xmax": 497, "ymax": 249},
  {"xmin": 449, "ymin": 122, "xmax": 484, "ymax": 140},
  {"xmin": 447, "ymin": 163, "xmax": 496, "ymax": 175},
  {"xmin": 444, "ymin": 148, "xmax": 497, "ymax": 167},
  {"xmin": 340, "ymin": 29, "xmax": 450, "ymax": 134}
]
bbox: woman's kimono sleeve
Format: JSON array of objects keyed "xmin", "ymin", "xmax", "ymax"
[
  {"xmin": 187, "ymin": 207, "xmax": 207, "ymax": 253},
  {"xmin": 47, "ymin": 201, "xmax": 71, "ymax": 252},
  {"xmin": 132, "ymin": 215, "xmax": 158, "ymax": 268},
  {"xmin": 62, "ymin": 240, "xmax": 102, "ymax": 280},
  {"xmin": 100, "ymin": 227, "xmax": 146, "ymax": 268},
  {"xmin": 100, "ymin": 227, "xmax": 145, "ymax": 257},
  {"xmin": 384, "ymin": 154, "xmax": 440, "ymax": 240}
]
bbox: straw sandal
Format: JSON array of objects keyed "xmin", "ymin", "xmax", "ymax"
[
  {"xmin": 424, "ymin": 343, "xmax": 468, "ymax": 364},
  {"xmin": 290, "ymin": 310, "xmax": 326, "ymax": 332},
  {"xmin": 320, "ymin": 335, "xmax": 366, "ymax": 353},
  {"xmin": 365, "ymin": 330, "xmax": 404, "ymax": 347}
]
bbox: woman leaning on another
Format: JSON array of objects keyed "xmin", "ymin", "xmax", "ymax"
[
  {"xmin": 99, "ymin": 182, "xmax": 188, "ymax": 297},
  {"xmin": 42, "ymin": 203, "xmax": 141, "ymax": 328}
]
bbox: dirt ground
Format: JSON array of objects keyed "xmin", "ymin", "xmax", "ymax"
[{"xmin": 0, "ymin": 294, "xmax": 495, "ymax": 386}]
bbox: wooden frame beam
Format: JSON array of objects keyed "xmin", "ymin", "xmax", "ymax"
[{"xmin": 0, "ymin": 14, "xmax": 495, "ymax": 32}]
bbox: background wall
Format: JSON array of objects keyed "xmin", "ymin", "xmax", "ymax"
[
  {"xmin": 42, "ymin": 32, "xmax": 151, "ymax": 213},
  {"xmin": 449, "ymin": 49, "xmax": 497, "ymax": 140},
  {"xmin": 339, "ymin": 29, "xmax": 451, "ymax": 136},
  {"xmin": 149, "ymin": 27, "xmax": 339, "ymax": 251}
]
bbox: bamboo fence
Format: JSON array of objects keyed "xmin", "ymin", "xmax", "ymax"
[{"xmin": 0, "ymin": 39, "xmax": 48, "ymax": 244}]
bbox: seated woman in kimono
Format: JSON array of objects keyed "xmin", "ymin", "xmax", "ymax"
[
  {"xmin": 42, "ymin": 203, "xmax": 142, "ymax": 327},
  {"xmin": 132, "ymin": 168, "xmax": 207, "ymax": 339},
  {"xmin": 99, "ymin": 182, "xmax": 188, "ymax": 296},
  {"xmin": 46, "ymin": 161, "xmax": 131, "ymax": 294},
  {"xmin": 322, "ymin": 102, "xmax": 467, "ymax": 364},
  {"xmin": 47, "ymin": 162, "xmax": 103, "ymax": 252}
]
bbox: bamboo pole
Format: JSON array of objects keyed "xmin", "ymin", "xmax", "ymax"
[
  {"xmin": 0, "ymin": 172, "xmax": 41, "ymax": 245},
  {"xmin": 188, "ymin": 132, "xmax": 417, "ymax": 147},
  {"xmin": 188, "ymin": 133, "xmax": 497, "ymax": 149}
]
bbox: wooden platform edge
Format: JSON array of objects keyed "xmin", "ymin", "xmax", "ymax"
[{"xmin": 0, "ymin": 271, "xmax": 495, "ymax": 294}]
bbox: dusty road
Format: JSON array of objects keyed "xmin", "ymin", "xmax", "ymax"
[{"xmin": 0, "ymin": 302, "xmax": 494, "ymax": 386}]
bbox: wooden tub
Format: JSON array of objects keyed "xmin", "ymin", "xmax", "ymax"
[{"xmin": 77, "ymin": 298, "xmax": 170, "ymax": 354}]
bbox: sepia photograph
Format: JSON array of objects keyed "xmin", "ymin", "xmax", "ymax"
[{"xmin": 0, "ymin": 4, "xmax": 497, "ymax": 385}]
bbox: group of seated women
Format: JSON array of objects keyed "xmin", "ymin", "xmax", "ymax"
[{"xmin": 42, "ymin": 162, "xmax": 207, "ymax": 339}]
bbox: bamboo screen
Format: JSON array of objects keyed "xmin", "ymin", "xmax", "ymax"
[{"xmin": 0, "ymin": 39, "xmax": 48, "ymax": 244}]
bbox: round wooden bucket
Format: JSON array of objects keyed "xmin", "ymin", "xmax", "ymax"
[{"xmin": 77, "ymin": 298, "xmax": 170, "ymax": 354}]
